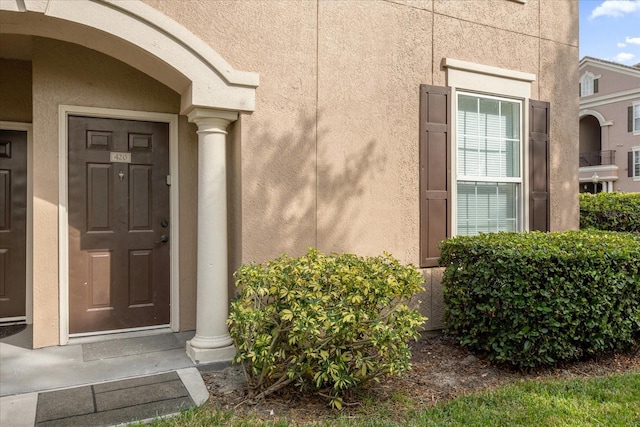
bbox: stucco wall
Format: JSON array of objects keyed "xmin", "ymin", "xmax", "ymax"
[
  {"xmin": 30, "ymin": 37, "xmax": 196, "ymax": 347},
  {"xmin": 579, "ymin": 62, "xmax": 640, "ymax": 192},
  {"xmin": 12, "ymin": 0, "xmax": 579, "ymax": 344},
  {"xmin": 0, "ymin": 58, "xmax": 32, "ymax": 122},
  {"xmin": 594, "ymin": 101, "xmax": 640, "ymax": 192},
  {"xmin": 144, "ymin": 0, "xmax": 579, "ymax": 266},
  {"xmin": 581, "ymin": 64, "xmax": 640, "ymax": 97},
  {"xmin": 141, "ymin": 0, "xmax": 578, "ymax": 329}
]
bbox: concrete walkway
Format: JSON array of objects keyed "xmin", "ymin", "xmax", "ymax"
[{"xmin": 0, "ymin": 328, "xmax": 222, "ymax": 426}]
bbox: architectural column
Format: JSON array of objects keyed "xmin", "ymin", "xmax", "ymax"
[{"xmin": 186, "ymin": 108, "xmax": 238, "ymax": 364}]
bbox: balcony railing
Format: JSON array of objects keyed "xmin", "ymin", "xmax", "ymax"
[{"xmin": 579, "ymin": 150, "xmax": 616, "ymax": 167}]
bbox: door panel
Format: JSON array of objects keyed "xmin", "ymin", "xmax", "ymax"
[
  {"xmin": 68, "ymin": 116, "xmax": 170, "ymax": 334},
  {"xmin": 0, "ymin": 130, "xmax": 27, "ymax": 319}
]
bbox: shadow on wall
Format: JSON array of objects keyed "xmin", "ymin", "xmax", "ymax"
[
  {"xmin": 240, "ymin": 108, "xmax": 387, "ymax": 263},
  {"xmin": 546, "ymin": 1, "xmax": 580, "ymax": 231}
]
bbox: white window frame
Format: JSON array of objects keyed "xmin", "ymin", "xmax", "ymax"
[
  {"xmin": 580, "ymin": 71, "xmax": 600, "ymax": 97},
  {"xmin": 443, "ymin": 58, "xmax": 535, "ymax": 237},
  {"xmin": 633, "ymin": 102, "xmax": 640, "ymax": 134},
  {"xmin": 633, "ymin": 146, "xmax": 640, "ymax": 181},
  {"xmin": 454, "ymin": 92, "xmax": 524, "ymax": 236}
]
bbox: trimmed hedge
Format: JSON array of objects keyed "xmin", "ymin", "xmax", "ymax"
[
  {"xmin": 580, "ymin": 192, "xmax": 640, "ymax": 233},
  {"xmin": 441, "ymin": 230, "xmax": 640, "ymax": 368}
]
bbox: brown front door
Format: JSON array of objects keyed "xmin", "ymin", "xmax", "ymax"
[
  {"xmin": 68, "ymin": 116, "xmax": 170, "ymax": 334},
  {"xmin": 0, "ymin": 129, "xmax": 27, "ymax": 320}
]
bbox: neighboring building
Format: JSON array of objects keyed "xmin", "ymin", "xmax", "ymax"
[
  {"xmin": 579, "ymin": 57, "xmax": 640, "ymax": 193},
  {"xmin": 0, "ymin": 0, "xmax": 578, "ymax": 362}
]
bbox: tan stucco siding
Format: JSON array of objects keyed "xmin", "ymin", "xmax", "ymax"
[
  {"xmin": 541, "ymin": 40, "xmax": 580, "ymax": 231},
  {"xmin": 142, "ymin": 0, "xmax": 579, "ymax": 269},
  {"xmin": 315, "ymin": 1, "xmax": 430, "ymax": 261},
  {"xmin": 0, "ymin": 59, "xmax": 32, "ymax": 122},
  {"xmin": 30, "ymin": 38, "xmax": 195, "ymax": 347},
  {"xmin": 145, "ymin": 0, "xmax": 320, "ymax": 262}
]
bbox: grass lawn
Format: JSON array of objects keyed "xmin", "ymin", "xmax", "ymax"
[{"xmin": 145, "ymin": 372, "xmax": 640, "ymax": 426}]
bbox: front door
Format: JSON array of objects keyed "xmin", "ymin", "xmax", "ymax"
[
  {"xmin": 68, "ymin": 116, "xmax": 170, "ymax": 334},
  {"xmin": 0, "ymin": 129, "xmax": 27, "ymax": 321}
]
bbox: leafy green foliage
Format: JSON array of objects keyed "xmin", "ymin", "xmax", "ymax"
[
  {"xmin": 228, "ymin": 249, "xmax": 426, "ymax": 408},
  {"xmin": 441, "ymin": 230, "xmax": 640, "ymax": 368},
  {"xmin": 580, "ymin": 192, "xmax": 640, "ymax": 233}
]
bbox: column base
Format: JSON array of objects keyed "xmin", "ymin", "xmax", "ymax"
[{"xmin": 186, "ymin": 341, "xmax": 236, "ymax": 365}]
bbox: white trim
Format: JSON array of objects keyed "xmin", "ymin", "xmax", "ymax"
[
  {"xmin": 579, "ymin": 110, "xmax": 613, "ymax": 127},
  {"xmin": 579, "ymin": 71, "xmax": 600, "ymax": 97},
  {"xmin": 579, "ymin": 89, "xmax": 640, "ymax": 109},
  {"xmin": 579, "ymin": 176, "xmax": 618, "ymax": 183},
  {"xmin": 451, "ymin": 91, "xmax": 527, "ymax": 236},
  {"xmin": 0, "ymin": 316, "xmax": 26, "ymax": 324},
  {"xmin": 633, "ymin": 102, "xmax": 640, "ymax": 134},
  {"xmin": 579, "ymin": 164, "xmax": 619, "ymax": 173},
  {"xmin": 580, "ymin": 58, "xmax": 640, "ymax": 79},
  {"xmin": 0, "ymin": 0, "xmax": 258, "ymax": 114},
  {"xmin": 443, "ymin": 58, "xmax": 536, "ymax": 83},
  {"xmin": 633, "ymin": 146, "xmax": 640, "ymax": 180},
  {"xmin": 0, "ymin": 121, "xmax": 33, "ymax": 325},
  {"xmin": 68, "ymin": 325, "xmax": 172, "ymax": 344},
  {"xmin": 58, "ymin": 106, "xmax": 180, "ymax": 345}
]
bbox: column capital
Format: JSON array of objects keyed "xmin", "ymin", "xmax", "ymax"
[{"xmin": 187, "ymin": 108, "xmax": 238, "ymax": 134}]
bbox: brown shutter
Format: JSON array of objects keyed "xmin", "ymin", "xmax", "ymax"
[
  {"xmin": 629, "ymin": 106, "xmax": 634, "ymax": 132},
  {"xmin": 578, "ymin": 83, "xmax": 581, "ymax": 97},
  {"xmin": 529, "ymin": 100, "xmax": 550, "ymax": 232},
  {"xmin": 420, "ymin": 85, "xmax": 451, "ymax": 267},
  {"xmin": 629, "ymin": 151, "xmax": 634, "ymax": 177},
  {"xmin": 593, "ymin": 78, "xmax": 599, "ymax": 94}
]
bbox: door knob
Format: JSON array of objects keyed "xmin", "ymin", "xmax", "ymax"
[{"xmin": 155, "ymin": 235, "xmax": 169, "ymax": 244}]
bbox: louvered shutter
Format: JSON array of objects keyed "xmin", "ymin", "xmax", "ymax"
[
  {"xmin": 529, "ymin": 100, "xmax": 550, "ymax": 232},
  {"xmin": 629, "ymin": 106, "xmax": 634, "ymax": 132},
  {"xmin": 420, "ymin": 85, "xmax": 451, "ymax": 267},
  {"xmin": 629, "ymin": 152, "xmax": 634, "ymax": 178}
]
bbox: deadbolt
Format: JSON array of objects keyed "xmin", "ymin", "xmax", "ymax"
[{"xmin": 161, "ymin": 220, "xmax": 169, "ymax": 228}]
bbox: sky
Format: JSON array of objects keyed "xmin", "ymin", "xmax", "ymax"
[{"xmin": 579, "ymin": 0, "xmax": 640, "ymax": 65}]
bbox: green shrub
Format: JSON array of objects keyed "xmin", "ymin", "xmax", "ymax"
[
  {"xmin": 228, "ymin": 249, "xmax": 426, "ymax": 408},
  {"xmin": 441, "ymin": 230, "xmax": 640, "ymax": 368},
  {"xmin": 580, "ymin": 192, "xmax": 640, "ymax": 233}
]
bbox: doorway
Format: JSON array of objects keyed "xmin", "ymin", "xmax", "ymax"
[{"xmin": 67, "ymin": 115, "xmax": 171, "ymax": 334}]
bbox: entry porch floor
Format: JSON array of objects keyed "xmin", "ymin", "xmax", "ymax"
[{"xmin": 0, "ymin": 328, "xmax": 224, "ymax": 426}]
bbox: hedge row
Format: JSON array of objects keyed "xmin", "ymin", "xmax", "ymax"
[
  {"xmin": 580, "ymin": 192, "xmax": 640, "ymax": 233},
  {"xmin": 441, "ymin": 230, "xmax": 640, "ymax": 368}
]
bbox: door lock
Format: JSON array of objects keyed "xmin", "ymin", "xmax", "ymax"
[{"xmin": 155, "ymin": 235, "xmax": 169, "ymax": 244}]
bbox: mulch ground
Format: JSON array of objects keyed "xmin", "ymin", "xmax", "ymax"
[{"xmin": 202, "ymin": 333, "xmax": 640, "ymax": 424}]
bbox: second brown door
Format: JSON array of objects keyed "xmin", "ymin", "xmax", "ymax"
[{"xmin": 68, "ymin": 116, "xmax": 170, "ymax": 334}]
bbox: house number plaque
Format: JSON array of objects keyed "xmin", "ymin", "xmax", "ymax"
[{"xmin": 110, "ymin": 152, "xmax": 132, "ymax": 163}]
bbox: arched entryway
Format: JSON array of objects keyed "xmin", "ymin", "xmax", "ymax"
[
  {"xmin": 0, "ymin": 0, "xmax": 258, "ymax": 364},
  {"xmin": 579, "ymin": 115, "xmax": 601, "ymax": 160},
  {"xmin": 578, "ymin": 110, "xmax": 618, "ymax": 193}
]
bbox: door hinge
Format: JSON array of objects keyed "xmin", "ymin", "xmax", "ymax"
[{"xmin": 166, "ymin": 175, "xmax": 171, "ymax": 186}]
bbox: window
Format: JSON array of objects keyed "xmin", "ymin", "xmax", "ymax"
[
  {"xmin": 630, "ymin": 103, "xmax": 640, "ymax": 133},
  {"xmin": 579, "ymin": 72, "xmax": 599, "ymax": 97},
  {"xmin": 419, "ymin": 81, "xmax": 549, "ymax": 268},
  {"xmin": 456, "ymin": 93, "xmax": 522, "ymax": 235},
  {"xmin": 631, "ymin": 147, "xmax": 640, "ymax": 179}
]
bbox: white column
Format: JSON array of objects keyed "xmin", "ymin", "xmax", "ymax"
[{"xmin": 185, "ymin": 108, "xmax": 238, "ymax": 364}]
